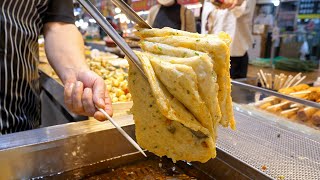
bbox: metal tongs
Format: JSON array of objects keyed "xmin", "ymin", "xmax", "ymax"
[
  {"xmin": 77, "ymin": 0, "xmax": 148, "ymax": 79},
  {"xmin": 77, "ymin": 0, "xmax": 151, "ymax": 157}
]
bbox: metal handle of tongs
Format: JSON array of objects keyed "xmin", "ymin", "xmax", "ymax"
[
  {"xmin": 77, "ymin": 0, "xmax": 147, "ymax": 157},
  {"xmin": 77, "ymin": 0, "xmax": 147, "ymax": 79}
]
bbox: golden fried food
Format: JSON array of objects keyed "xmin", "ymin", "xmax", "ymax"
[
  {"xmin": 278, "ymin": 84, "xmax": 310, "ymax": 94},
  {"xmin": 137, "ymin": 28, "xmax": 234, "ymax": 129},
  {"xmin": 128, "ymin": 58, "xmax": 215, "ymax": 163},
  {"xmin": 140, "ymin": 42, "xmax": 221, "ymax": 131},
  {"xmin": 297, "ymin": 107, "xmax": 317, "ymax": 122},
  {"xmin": 129, "ymin": 27, "xmax": 234, "ymax": 163}
]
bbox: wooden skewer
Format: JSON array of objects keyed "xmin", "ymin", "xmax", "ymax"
[
  {"xmin": 255, "ymin": 98, "xmax": 274, "ymax": 106},
  {"xmin": 266, "ymin": 101, "xmax": 290, "ymax": 111},
  {"xmin": 286, "ymin": 73, "xmax": 302, "ymax": 88},
  {"xmin": 254, "ymin": 96, "xmax": 277, "ymax": 106},
  {"xmin": 292, "ymin": 75, "xmax": 306, "ymax": 87},
  {"xmin": 260, "ymin": 70, "xmax": 268, "ymax": 88},
  {"xmin": 260, "ymin": 102, "xmax": 272, "ymax": 110},
  {"xmin": 264, "ymin": 96, "xmax": 277, "ymax": 100},
  {"xmin": 257, "ymin": 73, "xmax": 265, "ymax": 88},
  {"xmin": 290, "ymin": 93, "xmax": 309, "ymax": 99},
  {"xmin": 297, "ymin": 73, "xmax": 301, "ymax": 79},
  {"xmin": 283, "ymin": 75, "xmax": 293, "ymax": 88},
  {"xmin": 264, "ymin": 73, "xmax": 269, "ymax": 89},
  {"xmin": 289, "ymin": 90, "xmax": 311, "ymax": 95},
  {"xmin": 274, "ymin": 75, "xmax": 280, "ymax": 90},
  {"xmin": 290, "ymin": 103, "xmax": 304, "ymax": 108},
  {"xmin": 276, "ymin": 74, "xmax": 281, "ymax": 90},
  {"xmin": 267, "ymin": 74, "xmax": 272, "ymax": 89},
  {"xmin": 279, "ymin": 77, "xmax": 285, "ymax": 89},
  {"xmin": 280, "ymin": 107, "xmax": 299, "ymax": 118},
  {"xmin": 278, "ymin": 74, "xmax": 284, "ymax": 89}
]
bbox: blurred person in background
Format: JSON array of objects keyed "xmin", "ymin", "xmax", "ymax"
[
  {"xmin": 147, "ymin": 0, "xmax": 196, "ymax": 32},
  {"xmin": 205, "ymin": 0, "xmax": 256, "ymax": 79},
  {"xmin": 100, "ymin": 16, "xmax": 122, "ymax": 39},
  {"xmin": 254, "ymin": 5, "xmax": 274, "ymax": 58}
]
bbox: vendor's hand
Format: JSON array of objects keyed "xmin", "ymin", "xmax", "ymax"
[
  {"xmin": 64, "ymin": 69, "xmax": 113, "ymax": 121},
  {"xmin": 217, "ymin": 0, "xmax": 244, "ymax": 9}
]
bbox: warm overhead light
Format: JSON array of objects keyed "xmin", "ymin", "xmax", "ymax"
[
  {"xmin": 273, "ymin": 0, "xmax": 280, "ymax": 6},
  {"xmin": 88, "ymin": 18, "xmax": 96, "ymax": 23},
  {"xmin": 115, "ymin": 7, "xmax": 121, "ymax": 14},
  {"xmin": 185, "ymin": 3, "xmax": 202, "ymax": 9}
]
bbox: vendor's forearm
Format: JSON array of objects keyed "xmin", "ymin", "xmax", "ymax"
[{"xmin": 44, "ymin": 22, "xmax": 89, "ymax": 84}]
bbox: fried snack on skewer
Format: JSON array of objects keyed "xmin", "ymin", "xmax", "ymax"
[
  {"xmin": 278, "ymin": 84, "xmax": 310, "ymax": 94},
  {"xmin": 266, "ymin": 101, "xmax": 290, "ymax": 113},
  {"xmin": 297, "ymin": 107, "xmax": 317, "ymax": 122},
  {"xmin": 259, "ymin": 102, "xmax": 272, "ymax": 110},
  {"xmin": 280, "ymin": 107, "xmax": 299, "ymax": 119},
  {"xmin": 290, "ymin": 103, "xmax": 304, "ymax": 109},
  {"xmin": 306, "ymin": 87, "xmax": 320, "ymax": 101},
  {"xmin": 311, "ymin": 110, "xmax": 320, "ymax": 126},
  {"xmin": 254, "ymin": 96, "xmax": 278, "ymax": 106}
]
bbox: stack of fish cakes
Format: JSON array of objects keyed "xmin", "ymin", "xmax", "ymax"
[{"xmin": 128, "ymin": 27, "xmax": 235, "ymax": 163}]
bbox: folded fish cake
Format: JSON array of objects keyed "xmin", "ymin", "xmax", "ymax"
[
  {"xmin": 142, "ymin": 35, "xmax": 234, "ymax": 129},
  {"xmin": 128, "ymin": 27, "xmax": 234, "ymax": 163},
  {"xmin": 128, "ymin": 54, "xmax": 215, "ymax": 163},
  {"xmin": 149, "ymin": 56, "xmax": 214, "ymax": 135},
  {"xmin": 144, "ymin": 50, "xmax": 221, "ymax": 134}
]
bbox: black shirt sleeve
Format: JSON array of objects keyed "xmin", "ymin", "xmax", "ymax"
[{"xmin": 42, "ymin": 0, "xmax": 75, "ymax": 24}]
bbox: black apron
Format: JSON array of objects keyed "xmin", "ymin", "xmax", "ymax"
[
  {"xmin": 0, "ymin": 0, "xmax": 50, "ymax": 134},
  {"xmin": 0, "ymin": 0, "xmax": 74, "ymax": 135}
]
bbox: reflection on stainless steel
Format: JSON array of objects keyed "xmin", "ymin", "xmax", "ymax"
[
  {"xmin": 0, "ymin": 116, "xmax": 135, "ymax": 179},
  {"xmin": 232, "ymin": 80, "xmax": 320, "ymax": 109}
]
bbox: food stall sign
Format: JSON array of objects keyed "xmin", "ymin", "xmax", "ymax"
[
  {"xmin": 178, "ymin": 0, "xmax": 199, "ymax": 5},
  {"xmin": 298, "ymin": 0, "xmax": 320, "ymax": 19},
  {"xmin": 131, "ymin": 0, "xmax": 199, "ymax": 11},
  {"xmin": 131, "ymin": 0, "xmax": 157, "ymax": 11}
]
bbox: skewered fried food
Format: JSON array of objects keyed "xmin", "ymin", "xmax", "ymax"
[
  {"xmin": 311, "ymin": 110, "xmax": 320, "ymax": 126},
  {"xmin": 297, "ymin": 107, "xmax": 317, "ymax": 122},
  {"xmin": 280, "ymin": 108, "xmax": 299, "ymax": 119},
  {"xmin": 278, "ymin": 84, "xmax": 310, "ymax": 94}
]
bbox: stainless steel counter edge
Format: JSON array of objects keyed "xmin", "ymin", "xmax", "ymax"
[{"xmin": 0, "ymin": 115, "xmax": 133, "ymax": 151}]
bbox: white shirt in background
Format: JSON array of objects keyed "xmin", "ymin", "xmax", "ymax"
[
  {"xmin": 205, "ymin": 0, "xmax": 256, "ymax": 57},
  {"xmin": 201, "ymin": 1, "xmax": 214, "ymax": 34}
]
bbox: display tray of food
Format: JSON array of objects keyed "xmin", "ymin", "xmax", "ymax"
[
  {"xmin": 253, "ymin": 84, "xmax": 320, "ymax": 130},
  {"xmin": 39, "ymin": 47, "xmax": 132, "ymax": 104}
]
